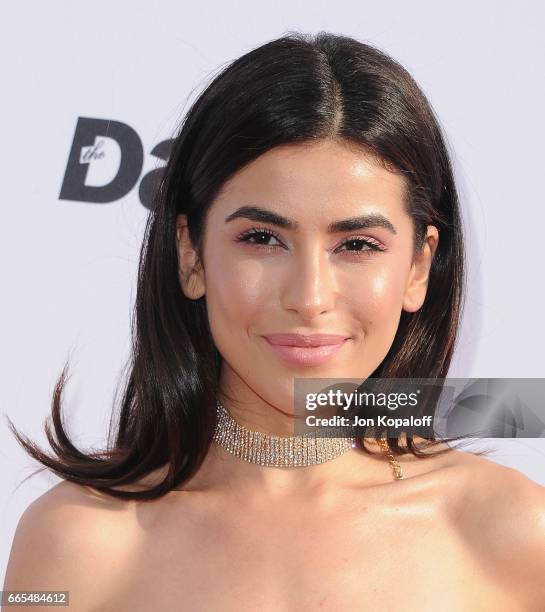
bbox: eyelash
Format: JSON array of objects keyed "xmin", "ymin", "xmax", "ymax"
[{"xmin": 235, "ymin": 227, "xmax": 386, "ymax": 257}]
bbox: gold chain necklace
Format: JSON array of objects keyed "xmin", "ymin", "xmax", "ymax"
[
  {"xmin": 213, "ymin": 400, "xmax": 404, "ymax": 480},
  {"xmin": 376, "ymin": 436, "xmax": 404, "ymax": 480}
]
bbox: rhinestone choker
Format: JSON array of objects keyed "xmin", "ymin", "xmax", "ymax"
[{"xmin": 212, "ymin": 399, "xmax": 356, "ymax": 467}]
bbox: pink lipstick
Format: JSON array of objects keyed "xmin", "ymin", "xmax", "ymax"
[{"xmin": 262, "ymin": 333, "xmax": 349, "ymax": 367}]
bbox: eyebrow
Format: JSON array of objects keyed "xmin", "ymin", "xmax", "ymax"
[{"xmin": 224, "ymin": 205, "xmax": 397, "ymax": 235}]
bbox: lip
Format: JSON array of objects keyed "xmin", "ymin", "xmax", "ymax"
[
  {"xmin": 262, "ymin": 333, "xmax": 350, "ymax": 367},
  {"xmin": 263, "ymin": 333, "xmax": 350, "ymax": 347}
]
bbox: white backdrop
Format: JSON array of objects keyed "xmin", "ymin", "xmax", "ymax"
[{"xmin": 2, "ymin": 0, "xmax": 544, "ymax": 584}]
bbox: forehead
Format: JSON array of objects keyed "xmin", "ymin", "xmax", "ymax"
[{"xmin": 212, "ymin": 140, "xmax": 409, "ymax": 224}]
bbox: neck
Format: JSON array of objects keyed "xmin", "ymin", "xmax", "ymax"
[
  {"xmin": 180, "ymin": 400, "xmax": 392, "ymax": 502},
  {"xmin": 207, "ymin": 438, "xmax": 366, "ymax": 501},
  {"xmin": 177, "ymin": 368, "xmax": 398, "ymax": 499}
]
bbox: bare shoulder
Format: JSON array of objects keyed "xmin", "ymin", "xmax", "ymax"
[
  {"xmin": 3, "ymin": 480, "xmax": 141, "ymax": 611},
  {"xmin": 435, "ymin": 447, "xmax": 545, "ymax": 608}
]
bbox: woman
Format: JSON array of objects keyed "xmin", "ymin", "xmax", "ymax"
[{"xmin": 4, "ymin": 31, "xmax": 545, "ymax": 611}]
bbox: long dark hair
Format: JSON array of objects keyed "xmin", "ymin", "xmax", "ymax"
[{"xmin": 8, "ymin": 31, "xmax": 476, "ymax": 501}]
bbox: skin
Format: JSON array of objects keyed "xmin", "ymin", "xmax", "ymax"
[
  {"xmin": 4, "ymin": 140, "xmax": 545, "ymax": 611},
  {"xmin": 178, "ymin": 139, "xmax": 437, "ymax": 439}
]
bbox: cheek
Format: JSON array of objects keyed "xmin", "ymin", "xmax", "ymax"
[
  {"xmin": 345, "ymin": 263, "xmax": 408, "ymax": 335},
  {"xmin": 338, "ymin": 264, "xmax": 409, "ymax": 377},
  {"xmin": 203, "ymin": 255, "xmax": 270, "ymax": 350}
]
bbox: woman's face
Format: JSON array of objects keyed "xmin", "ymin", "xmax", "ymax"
[{"xmin": 177, "ymin": 140, "xmax": 438, "ymax": 415}]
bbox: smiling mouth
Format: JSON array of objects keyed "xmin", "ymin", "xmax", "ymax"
[{"xmin": 262, "ymin": 337, "xmax": 348, "ymax": 367}]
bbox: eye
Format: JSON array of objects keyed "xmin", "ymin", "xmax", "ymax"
[
  {"xmin": 235, "ymin": 228, "xmax": 285, "ymax": 250},
  {"xmin": 334, "ymin": 236, "xmax": 386, "ymax": 257}
]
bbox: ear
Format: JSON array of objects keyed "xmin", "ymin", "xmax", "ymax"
[
  {"xmin": 175, "ymin": 214, "xmax": 206, "ymax": 300},
  {"xmin": 402, "ymin": 225, "xmax": 439, "ymax": 313}
]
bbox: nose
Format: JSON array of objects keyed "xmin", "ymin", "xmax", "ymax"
[{"xmin": 281, "ymin": 243, "xmax": 337, "ymax": 320}]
